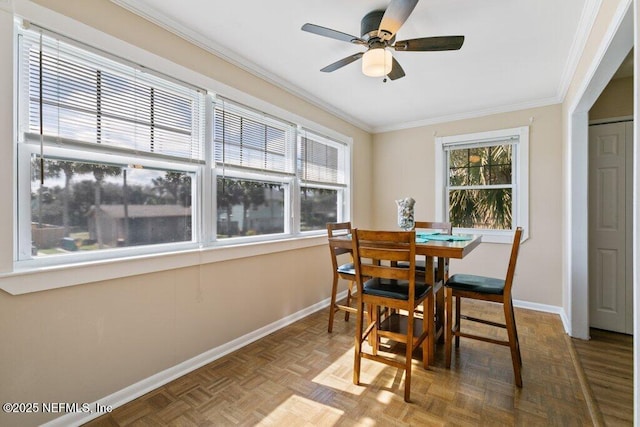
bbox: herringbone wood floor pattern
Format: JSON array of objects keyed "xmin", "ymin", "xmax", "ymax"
[{"xmin": 85, "ymin": 300, "xmax": 596, "ymax": 426}]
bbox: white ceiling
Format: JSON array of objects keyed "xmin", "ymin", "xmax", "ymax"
[{"xmin": 112, "ymin": 0, "xmax": 596, "ymax": 133}]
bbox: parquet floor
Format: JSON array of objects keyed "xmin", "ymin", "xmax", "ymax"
[
  {"xmin": 572, "ymin": 328, "xmax": 634, "ymax": 426},
  {"xmin": 85, "ymin": 300, "xmax": 594, "ymax": 426}
]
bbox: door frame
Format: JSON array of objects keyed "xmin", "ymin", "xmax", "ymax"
[{"xmin": 567, "ymin": 3, "xmax": 633, "ymax": 340}]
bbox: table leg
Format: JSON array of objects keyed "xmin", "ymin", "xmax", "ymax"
[
  {"xmin": 426, "ymin": 256, "xmax": 437, "ymax": 364},
  {"xmin": 436, "ymin": 257, "xmax": 446, "ymax": 344}
]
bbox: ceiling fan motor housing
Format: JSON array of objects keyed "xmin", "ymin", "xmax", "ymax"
[{"xmin": 361, "ymin": 10, "xmax": 395, "ymax": 44}]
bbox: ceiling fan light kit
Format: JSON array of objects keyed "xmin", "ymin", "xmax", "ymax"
[
  {"xmin": 301, "ymin": 0, "xmax": 464, "ymax": 81},
  {"xmin": 362, "ymin": 48, "xmax": 392, "ymax": 77}
]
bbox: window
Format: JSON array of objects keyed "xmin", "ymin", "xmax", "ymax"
[
  {"xmin": 298, "ymin": 131, "xmax": 348, "ymax": 231},
  {"xmin": 213, "ymin": 100, "xmax": 350, "ymax": 240},
  {"xmin": 435, "ymin": 127, "xmax": 528, "ymax": 243},
  {"xmin": 15, "ymin": 25, "xmax": 351, "ymax": 269},
  {"xmin": 216, "ymin": 176, "xmax": 286, "ymax": 238},
  {"xmin": 213, "ymin": 99, "xmax": 294, "ymax": 240},
  {"xmin": 17, "ymin": 27, "xmax": 204, "ymax": 264}
]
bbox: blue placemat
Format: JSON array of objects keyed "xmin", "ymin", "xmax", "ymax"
[{"xmin": 416, "ymin": 232, "xmax": 472, "ymax": 243}]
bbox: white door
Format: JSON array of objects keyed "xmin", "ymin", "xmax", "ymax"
[{"xmin": 588, "ymin": 121, "xmax": 633, "ymax": 334}]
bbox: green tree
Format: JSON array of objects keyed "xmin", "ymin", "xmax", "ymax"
[{"xmin": 152, "ymin": 172, "xmax": 192, "ymax": 206}]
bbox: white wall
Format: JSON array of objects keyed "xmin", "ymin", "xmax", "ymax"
[{"xmin": 372, "ymin": 105, "xmax": 565, "ymax": 312}]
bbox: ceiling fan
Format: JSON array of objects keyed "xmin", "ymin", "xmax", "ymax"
[{"xmin": 301, "ymin": 0, "xmax": 464, "ymax": 81}]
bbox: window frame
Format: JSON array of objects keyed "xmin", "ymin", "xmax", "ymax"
[
  {"xmin": 297, "ymin": 128, "xmax": 349, "ymax": 234},
  {"xmin": 11, "ymin": 21, "xmax": 352, "ymax": 280},
  {"xmin": 212, "ymin": 167, "xmax": 293, "ymax": 244},
  {"xmin": 435, "ymin": 126, "xmax": 529, "ymax": 244},
  {"xmin": 211, "ymin": 100, "xmax": 351, "ymax": 243},
  {"xmin": 17, "ymin": 141, "xmax": 203, "ymax": 268}
]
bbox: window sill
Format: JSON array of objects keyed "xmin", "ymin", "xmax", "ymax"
[{"xmin": 0, "ymin": 235, "xmax": 328, "ymax": 295}]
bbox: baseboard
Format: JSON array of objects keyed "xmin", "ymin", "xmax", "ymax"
[
  {"xmin": 513, "ymin": 299, "xmax": 570, "ymax": 333},
  {"xmin": 41, "ymin": 290, "xmax": 346, "ymax": 427}
]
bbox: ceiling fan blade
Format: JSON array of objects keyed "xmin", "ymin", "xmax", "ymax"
[
  {"xmin": 378, "ymin": 0, "xmax": 419, "ymax": 41},
  {"xmin": 394, "ymin": 35, "xmax": 465, "ymax": 51},
  {"xmin": 301, "ymin": 23, "xmax": 366, "ymax": 44},
  {"xmin": 387, "ymin": 57, "xmax": 406, "ymax": 80},
  {"xmin": 320, "ymin": 52, "xmax": 364, "ymax": 72}
]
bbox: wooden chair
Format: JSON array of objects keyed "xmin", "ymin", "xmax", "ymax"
[
  {"xmin": 351, "ymin": 229, "xmax": 433, "ymax": 402},
  {"xmin": 445, "ymin": 227, "xmax": 524, "ymax": 387},
  {"xmin": 326, "ymin": 222, "xmax": 358, "ymax": 333}
]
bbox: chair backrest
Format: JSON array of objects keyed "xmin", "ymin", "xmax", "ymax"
[
  {"xmin": 327, "ymin": 222, "xmax": 353, "ymax": 269},
  {"xmin": 503, "ymin": 227, "xmax": 524, "ymax": 297},
  {"xmin": 352, "ymin": 229, "xmax": 417, "ymax": 298},
  {"xmin": 414, "ymin": 221, "xmax": 452, "ymax": 235}
]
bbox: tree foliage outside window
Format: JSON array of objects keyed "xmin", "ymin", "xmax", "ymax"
[{"xmin": 447, "ymin": 144, "xmax": 513, "ymax": 230}]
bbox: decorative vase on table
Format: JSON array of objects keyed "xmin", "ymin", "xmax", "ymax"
[{"xmin": 396, "ymin": 197, "xmax": 415, "ymax": 231}]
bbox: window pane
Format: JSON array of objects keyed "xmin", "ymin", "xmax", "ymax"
[
  {"xmin": 300, "ymin": 187, "xmax": 338, "ymax": 231},
  {"xmin": 30, "ymin": 157, "xmax": 193, "ymax": 256},
  {"xmin": 488, "ymin": 145, "xmax": 512, "ymax": 185},
  {"xmin": 449, "ymin": 149, "xmax": 468, "ymax": 168},
  {"xmin": 299, "ymin": 135, "xmax": 341, "ymax": 184},
  {"xmin": 448, "ymin": 144, "xmax": 512, "ymax": 186},
  {"xmin": 448, "ymin": 188, "xmax": 512, "ymax": 230},
  {"xmin": 449, "ymin": 166, "xmax": 467, "ymax": 186},
  {"xmin": 23, "ymin": 30, "xmax": 203, "ymax": 160},
  {"xmin": 213, "ymin": 106, "xmax": 291, "ymax": 173},
  {"xmin": 216, "ymin": 177, "xmax": 285, "ymax": 238}
]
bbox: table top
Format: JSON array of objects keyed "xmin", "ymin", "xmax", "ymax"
[{"xmin": 328, "ymin": 233, "xmax": 482, "ymax": 259}]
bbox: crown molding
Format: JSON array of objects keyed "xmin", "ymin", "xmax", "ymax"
[
  {"xmin": 556, "ymin": 0, "xmax": 602, "ymax": 102},
  {"xmin": 110, "ymin": 0, "xmax": 373, "ymax": 133},
  {"xmin": 372, "ymin": 95, "xmax": 562, "ymax": 134}
]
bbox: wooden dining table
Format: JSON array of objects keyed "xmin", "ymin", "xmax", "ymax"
[{"xmin": 328, "ymin": 232, "xmax": 482, "ymax": 363}]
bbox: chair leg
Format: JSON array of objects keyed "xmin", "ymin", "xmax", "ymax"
[
  {"xmin": 510, "ymin": 299, "xmax": 523, "ymax": 369},
  {"xmin": 454, "ymin": 295, "xmax": 461, "ymax": 348},
  {"xmin": 445, "ymin": 287, "xmax": 453, "ymax": 369},
  {"xmin": 328, "ymin": 274, "xmax": 339, "ymax": 333},
  {"xmin": 353, "ymin": 296, "xmax": 365, "ymax": 386},
  {"xmin": 372, "ymin": 305, "xmax": 380, "ymax": 356},
  {"xmin": 404, "ymin": 309, "xmax": 414, "ymax": 403},
  {"xmin": 424, "ymin": 290, "xmax": 434, "ymax": 368},
  {"xmin": 504, "ymin": 297, "xmax": 523, "ymax": 387}
]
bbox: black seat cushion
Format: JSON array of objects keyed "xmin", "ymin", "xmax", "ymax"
[
  {"xmin": 397, "ymin": 260, "xmax": 443, "ymax": 273},
  {"xmin": 337, "ymin": 262, "xmax": 355, "ymax": 276},
  {"xmin": 363, "ymin": 278, "xmax": 431, "ymax": 301},
  {"xmin": 398, "ymin": 260, "xmax": 427, "ymax": 270},
  {"xmin": 446, "ymin": 274, "xmax": 505, "ymax": 295}
]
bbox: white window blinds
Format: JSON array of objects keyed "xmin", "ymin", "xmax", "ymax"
[
  {"xmin": 213, "ymin": 99, "xmax": 295, "ymax": 174},
  {"xmin": 299, "ymin": 131, "xmax": 346, "ymax": 186},
  {"xmin": 19, "ymin": 28, "xmax": 205, "ymax": 161}
]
